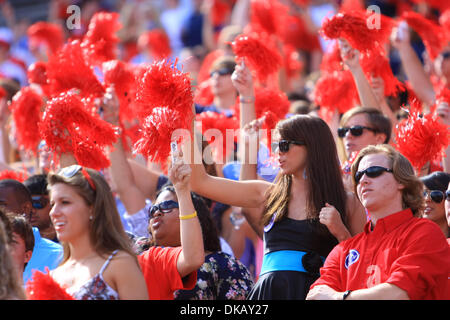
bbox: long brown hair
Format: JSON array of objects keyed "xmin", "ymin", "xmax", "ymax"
[
  {"xmin": 47, "ymin": 168, "xmax": 136, "ymax": 264},
  {"xmin": 262, "ymin": 115, "xmax": 348, "ymax": 229}
]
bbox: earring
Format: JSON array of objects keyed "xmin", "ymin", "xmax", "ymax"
[
  {"xmin": 89, "ymin": 216, "xmax": 93, "ymax": 221},
  {"xmin": 303, "ymin": 168, "xmax": 307, "ymax": 180}
]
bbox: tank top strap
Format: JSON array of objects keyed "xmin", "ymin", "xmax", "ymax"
[{"xmin": 99, "ymin": 250, "xmax": 119, "ymax": 275}]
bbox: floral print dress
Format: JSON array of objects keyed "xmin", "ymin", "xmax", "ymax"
[{"xmin": 174, "ymin": 251, "xmax": 254, "ymax": 300}]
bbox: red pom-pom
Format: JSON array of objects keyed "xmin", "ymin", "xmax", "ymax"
[
  {"xmin": 211, "ymin": 0, "xmax": 232, "ymax": 27},
  {"xmin": 276, "ymin": 13, "xmax": 321, "ymax": 52},
  {"xmin": 360, "ymin": 51, "xmax": 403, "ymax": 97},
  {"xmin": 81, "ymin": 11, "xmax": 122, "ymax": 65},
  {"xmin": 0, "ymin": 170, "xmax": 27, "ymax": 182},
  {"xmin": 27, "ymin": 62, "xmax": 51, "ymax": 96},
  {"xmin": 194, "ymin": 80, "xmax": 214, "ymax": 106},
  {"xmin": 250, "ymin": 0, "xmax": 285, "ymax": 35},
  {"xmin": 395, "ymin": 110, "xmax": 449, "ymax": 171},
  {"xmin": 39, "ymin": 90, "xmax": 118, "ymax": 170},
  {"xmin": 9, "ymin": 87, "xmax": 43, "ymax": 154},
  {"xmin": 27, "ymin": 22, "xmax": 64, "ymax": 56},
  {"xmin": 135, "ymin": 59, "xmax": 194, "ymax": 120},
  {"xmin": 26, "ymin": 269, "xmax": 74, "ymax": 300},
  {"xmin": 102, "ymin": 60, "xmax": 136, "ymax": 121},
  {"xmin": 313, "ymin": 69, "xmax": 358, "ymax": 114},
  {"xmin": 439, "ymin": 9, "xmax": 450, "ymax": 41},
  {"xmin": 46, "ymin": 40, "xmax": 105, "ymax": 101},
  {"xmin": 401, "ymin": 11, "xmax": 446, "ymax": 60},
  {"xmin": 196, "ymin": 111, "xmax": 239, "ymax": 161},
  {"xmin": 134, "ymin": 107, "xmax": 190, "ymax": 164},
  {"xmin": 320, "ymin": 11, "xmax": 394, "ymax": 54},
  {"xmin": 138, "ymin": 29, "xmax": 172, "ymax": 61},
  {"xmin": 231, "ymin": 34, "xmax": 282, "ymax": 82}
]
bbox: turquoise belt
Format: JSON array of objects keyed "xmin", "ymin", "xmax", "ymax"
[{"xmin": 260, "ymin": 250, "xmax": 325, "ymax": 276}]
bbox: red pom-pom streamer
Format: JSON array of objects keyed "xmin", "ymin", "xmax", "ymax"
[
  {"xmin": 196, "ymin": 111, "xmax": 239, "ymax": 161},
  {"xmin": 46, "ymin": 40, "xmax": 105, "ymax": 101},
  {"xmin": 26, "ymin": 269, "xmax": 74, "ymax": 300},
  {"xmin": 27, "ymin": 22, "xmax": 64, "ymax": 57},
  {"xmin": 401, "ymin": 11, "xmax": 446, "ymax": 60},
  {"xmin": 135, "ymin": 59, "xmax": 193, "ymax": 120},
  {"xmin": 0, "ymin": 170, "xmax": 27, "ymax": 182},
  {"xmin": 9, "ymin": 87, "xmax": 43, "ymax": 154},
  {"xmin": 134, "ymin": 107, "xmax": 191, "ymax": 164},
  {"xmin": 81, "ymin": 11, "xmax": 121, "ymax": 66},
  {"xmin": 395, "ymin": 110, "xmax": 449, "ymax": 171},
  {"xmin": 211, "ymin": 0, "xmax": 232, "ymax": 27},
  {"xmin": 39, "ymin": 90, "xmax": 118, "ymax": 170},
  {"xmin": 231, "ymin": 34, "xmax": 282, "ymax": 82}
]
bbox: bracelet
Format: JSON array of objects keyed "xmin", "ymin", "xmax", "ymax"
[
  {"xmin": 179, "ymin": 211, "xmax": 197, "ymax": 220},
  {"xmin": 342, "ymin": 290, "xmax": 352, "ymax": 300},
  {"xmin": 239, "ymin": 96, "xmax": 255, "ymax": 104}
]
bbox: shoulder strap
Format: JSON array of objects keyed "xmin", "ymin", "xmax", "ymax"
[{"xmin": 99, "ymin": 250, "xmax": 119, "ymax": 275}]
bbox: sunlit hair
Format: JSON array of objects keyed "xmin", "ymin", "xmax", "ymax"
[
  {"xmin": 47, "ymin": 168, "xmax": 136, "ymax": 264},
  {"xmin": 262, "ymin": 115, "xmax": 348, "ymax": 233},
  {"xmin": 351, "ymin": 144, "xmax": 424, "ymax": 216}
]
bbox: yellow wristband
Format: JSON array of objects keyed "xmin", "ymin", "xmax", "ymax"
[{"xmin": 179, "ymin": 211, "xmax": 197, "ymax": 220}]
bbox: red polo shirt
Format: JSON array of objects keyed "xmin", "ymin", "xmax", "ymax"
[
  {"xmin": 311, "ymin": 208, "xmax": 450, "ymax": 300},
  {"xmin": 138, "ymin": 246, "xmax": 197, "ymax": 300}
]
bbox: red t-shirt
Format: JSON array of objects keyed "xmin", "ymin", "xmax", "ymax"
[
  {"xmin": 311, "ymin": 208, "xmax": 450, "ymax": 300},
  {"xmin": 138, "ymin": 246, "xmax": 197, "ymax": 300}
]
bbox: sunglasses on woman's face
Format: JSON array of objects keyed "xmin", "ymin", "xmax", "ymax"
[
  {"xmin": 337, "ymin": 125, "xmax": 378, "ymax": 138},
  {"xmin": 31, "ymin": 195, "xmax": 49, "ymax": 209},
  {"xmin": 354, "ymin": 166, "xmax": 393, "ymax": 184},
  {"xmin": 149, "ymin": 200, "xmax": 179, "ymax": 218},
  {"xmin": 446, "ymin": 190, "xmax": 450, "ymax": 201},
  {"xmin": 423, "ymin": 190, "xmax": 445, "ymax": 203},
  {"xmin": 272, "ymin": 140, "xmax": 305, "ymax": 153}
]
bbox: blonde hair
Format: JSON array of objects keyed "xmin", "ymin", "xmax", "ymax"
[
  {"xmin": 47, "ymin": 168, "xmax": 135, "ymax": 264},
  {"xmin": 351, "ymin": 144, "xmax": 425, "ymax": 216}
]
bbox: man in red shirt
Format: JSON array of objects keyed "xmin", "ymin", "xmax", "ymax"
[{"xmin": 307, "ymin": 145, "xmax": 450, "ymax": 300}]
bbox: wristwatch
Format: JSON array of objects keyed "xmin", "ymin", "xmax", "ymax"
[{"xmin": 343, "ymin": 290, "xmax": 352, "ymax": 300}]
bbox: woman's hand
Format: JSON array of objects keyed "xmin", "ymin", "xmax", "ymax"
[
  {"xmin": 319, "ymin": 203, "xmax": 351, "ymax": 242},
  {"xmin": 169, "ymin": 148, "xmax": 192, "ymax": 193},
  {"xmin": 231, "ymin": 59, "xmax": 254, "ymax": 99}
]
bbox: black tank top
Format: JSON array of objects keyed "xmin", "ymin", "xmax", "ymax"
[{"xmin": 264, "ymin": 217, "xmax": 338, "ymax": 258}]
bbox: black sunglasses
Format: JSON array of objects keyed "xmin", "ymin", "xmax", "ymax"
[
  {"xmin": 354, "ymin": 166, "xmax": 393, "ymax": 184},
  {"xmin": 149, "ymin": 200, "xmax": 179, "ymax": 218},
  {"xmin": 338, "ymin": 125, "xmax": 378, "ymax": 138},
  {"xmin": 32, "ymin": 195, "xmax": 49, "ymax": 209},
  {"xmin": 423, "ymin": 190, "xmax": 445, "ymax": 203},
  {"xmin": 446, "ymin": 190, "xmax": 450, "ymax": 201},
  {"xmin": 210, "ymin": 68, "xmax": 233, "ymax": 77},
  {"xmin": 272, "ymin": 140, "xmax": 305, "ymax": 153}
]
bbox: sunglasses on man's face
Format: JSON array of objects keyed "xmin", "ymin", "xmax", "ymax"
[
  {"xmin": 149, "ymin": 200, "xmax": 179, "ymax": 219},
  {"xmin": 337, "ymin": 125, "xmax": 378, "ymax": 138},
  {"xmin": 210, "ymin": 68, "xmax": 233, "ymax": 78},
  {"xmin": 423, "ymin": 190, "xmax": 446, "ymax": 203},
  {"xmin": 32, "ymin": 195, "xmax": 49, "ymax": 210},
  {"xmin": 354, "ymin": 166, "xmax": 393, "ymax": 184},
  {"xmin": 271, "ymin": 140, "xmax": 305, "ymax": 153}
]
